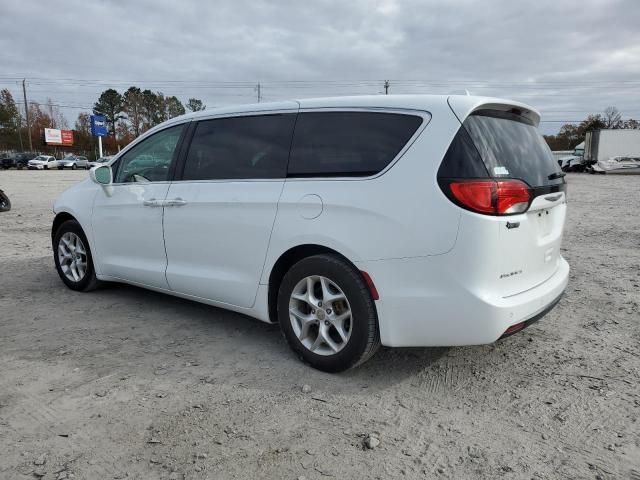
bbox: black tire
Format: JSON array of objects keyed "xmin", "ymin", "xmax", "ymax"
[
  {"xmin": 277, "ymin": 254, "xmax": 380, "ymax": 372},
  {"xmin": 53, "ymin": 219, "xmax": 100, "ymax": 292},
  {"xmin": 71, "ymin": 164, "xmax": 77, "ymax": 170},
  {"xmin": 0, "ymin": 190, "xmax": 10, "ymax": 212}
]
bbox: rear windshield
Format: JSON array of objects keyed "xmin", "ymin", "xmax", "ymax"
[{"xmin": 462, "ymin": 110, "xmax": 563, "ymax": 187}]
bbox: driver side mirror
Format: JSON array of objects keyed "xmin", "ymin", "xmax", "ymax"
[{"xmin": 90, "ymin": 165, "xmax": 112, "ymax": 185}]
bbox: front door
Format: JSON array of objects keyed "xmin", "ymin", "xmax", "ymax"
[
  {"xmin": 91, "ymin": 124, "xmax": 185, "ymax": 289},
  {"xmin": 163, "ymin": 112, "xmax": 297, "ymax": 307}
]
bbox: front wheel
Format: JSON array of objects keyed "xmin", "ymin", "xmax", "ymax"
[
  {"xmin": 53, "ymin": 220, "xmax": 100, "ymax": 291},
  {"xmin": 277, "ymin": 254, "xmax": 380, "ymax": 372},
  {"xmin": 71, "ymin": 164, "xmax": 77, "ymax": 170}
]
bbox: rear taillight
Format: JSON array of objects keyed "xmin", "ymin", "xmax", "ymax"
[{"xmin": 446, "ymin": 179, "xmax": 531, "ymax": 216}]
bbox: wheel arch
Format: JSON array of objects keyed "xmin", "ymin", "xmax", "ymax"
[
  {"xmin": 51, "ymin": 211, "xmax": 78, "ymax": 240},
  {"xmin": 267, "ymin": 244, "xmax": 373, "ymax": 323}
]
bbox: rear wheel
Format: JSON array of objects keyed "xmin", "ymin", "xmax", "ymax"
[
  {"xmin": 71, "ymin": 164, "xmax": 77, "ymax": 170},
  {"xmin": 277, "ymin": 254, "xmax": 380, "ymax": 372},
  {"xmin": 53, "ymin": 220, "xmax": 100, "ymax": 291}
]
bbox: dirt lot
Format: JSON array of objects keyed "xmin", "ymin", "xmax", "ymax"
[{"xmin": 0, "ymin": 170, "xmax": 638, "ymax": 480}]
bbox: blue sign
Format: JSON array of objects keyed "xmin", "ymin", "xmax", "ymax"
[{"xmin": 90, "ymin": 115, "xmax": 108, "ymax": 137}]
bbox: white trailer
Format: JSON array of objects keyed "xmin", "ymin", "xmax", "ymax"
[{"xmin": 584, "ymin": 129, "xmax": 640, "ymax": 162}]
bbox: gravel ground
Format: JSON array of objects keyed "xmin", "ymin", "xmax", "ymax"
[{"xmin": 0, "ymin": 170, "xmax": 638, "ymax": 480}]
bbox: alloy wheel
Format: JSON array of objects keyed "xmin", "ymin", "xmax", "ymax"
[
  {"xmin": 57, "ymin": 232, "xmax": 88, "ymax": 282},
  {"xmin": 289, "ymin": 275, "xmax": 352, "ymax": 356}
]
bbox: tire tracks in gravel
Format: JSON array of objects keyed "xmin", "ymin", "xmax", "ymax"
[{"xmin": 0, "ymin": 377, "xmax": 129, "ymax": 479}]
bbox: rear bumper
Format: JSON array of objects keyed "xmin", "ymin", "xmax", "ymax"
[
  {"xmin": 362, "ymin": 255, "xmax": 569, "ymax": 347},
  {"xmin": 498, "ymin": 290, "xmax": 563, "ymax": 339}
]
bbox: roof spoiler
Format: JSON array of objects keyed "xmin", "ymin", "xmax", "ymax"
[{"xmin": 447, "ymin": 96, "xmax": 541, "ymax": 127}]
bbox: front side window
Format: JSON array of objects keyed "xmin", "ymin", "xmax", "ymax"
[
  {"xmin": 288, "ymin": 112, "xmax": 423, "ymax": 177},
  {"xmin": 182, "ymin": 114, "xmax": 296, "ymax": 180},
  {"xmin": 115, "ymin": 124, "xmax": 184, "ymax": 183}
]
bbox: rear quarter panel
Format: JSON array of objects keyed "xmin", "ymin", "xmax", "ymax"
[{"xmin": 261, "ymin": 101, "xmax": 464, "ymax": 284}]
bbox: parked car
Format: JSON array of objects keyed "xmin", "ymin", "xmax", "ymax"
[
  {"xmin": 51, "ymin": 95, "xmax": 569, "ymax": 372},
  {"xmin": 88, "ymin": 156, "xmax": 112, "ymax": 168},
  {"xmin": 0, "ymin": 153, "xmax": 12, "ymax": 169},
  {"xmin": 28, "ymin": 155, "xmax": 59, "ymax": 170},
  {"xmin": 58, "ymin": 156, "xmax": 90, "ymax": 170},
  {"xmin": 2, "ymin": 152, "xmax": 38, "ymax": 169}
]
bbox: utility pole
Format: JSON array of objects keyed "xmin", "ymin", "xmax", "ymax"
[
  {"xmin": 16, "ymin": 114, "xmax": 23, "ymax": 150},
  {"xmin": 22, "ymin": 79, "xmax": 33, "ymax": 150},
  {"xmin": 384, "ymin": 80, "xmax": 390, "ymax": 95},
  {"xmin": 255, "ymin": 82, "xmax": 262, "ymax": 103}
]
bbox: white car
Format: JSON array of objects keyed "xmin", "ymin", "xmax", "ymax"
[
  {"xmin": 51, "ymin": 95, "xmax": 569, "ymax": 372},
  {"xmin": 558, "ymin": 155, "xmax": 584, "ymax": 172},
  {"xmin": 28, "ymin": 155, "xmax": 59, "ymax": 170}
]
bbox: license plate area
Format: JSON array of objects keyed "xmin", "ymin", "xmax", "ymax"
[{"xmin": 534, "ymin": 209, "xmax": 553, "ymax": 237}]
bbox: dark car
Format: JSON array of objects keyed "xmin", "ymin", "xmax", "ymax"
[{"xmin": 1, "ymin": 152, "xmax": 38, "ymax": 169}]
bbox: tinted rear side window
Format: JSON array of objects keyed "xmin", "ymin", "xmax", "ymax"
[
  {"xmin": 288, "ymin": 112, "xmax": 423, "ymax": 177},
  {"xmin": 437, "ymin": 126, "xmax": 489, "ymax": 179},
  {"xmin": 462, "ymin": 110, "xmax": 563, "ymax": 187},
  {"xmin": 182, "ymin": 114, "xmax": 296, "ymax": 180}
]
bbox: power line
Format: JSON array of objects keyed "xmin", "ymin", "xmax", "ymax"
[{"xmin": 3, "ymin": 76, "xmax": 640, "ymax": 87}]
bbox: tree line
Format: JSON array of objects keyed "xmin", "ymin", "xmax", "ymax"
[
  {"xmin": 0, "ymin": 86, "xmax": 205, "ymax": 156},
  {"xmin": 0, "ymin": 89, "xmax": 70, "ymax": 152},
  {"xmin": 3, "ymin": 88, "xmax": 640, "ymax": 156},
  {"xmin": 92, "ymin": 88, "xmax": 205, "ymax": 148},
  {"xmin": 543, "ymin": 106, "xmax": 639, "ymax": 151}
]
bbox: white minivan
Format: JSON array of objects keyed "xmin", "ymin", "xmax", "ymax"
[{"xmin": 51, "ymin": 95, "xmax": 569, "ymax": 372}]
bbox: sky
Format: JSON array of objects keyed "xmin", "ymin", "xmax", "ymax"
[{"xmin": 1, "ymin": 0, "xmax": 639, "ymax": 135}]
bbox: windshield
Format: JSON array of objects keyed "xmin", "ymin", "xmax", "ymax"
[
  {"xmin": 34, "ymin": 156, "xmax": 47, "ymax": 161},
  {"xmin": 463, "ymin": 110, "xmax": 563, "ymax": 187}
]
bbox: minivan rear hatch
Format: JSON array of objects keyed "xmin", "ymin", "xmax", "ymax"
[{"xmin": 440, "ymin": 104, "xmax": 567, "ymax": 297}]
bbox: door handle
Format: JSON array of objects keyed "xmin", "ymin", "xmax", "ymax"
[
  {"xmin": 143, "ymin": 198, "xmax": 163, "ymax": 207},
  {"xmin": 165, "ymin": 198, "xmax": 187, "ymax": 207}
]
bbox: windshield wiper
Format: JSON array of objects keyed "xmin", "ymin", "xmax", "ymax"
[{"xmin": 548, "ymin": 172, "xmax": 566, "ymax": 180}]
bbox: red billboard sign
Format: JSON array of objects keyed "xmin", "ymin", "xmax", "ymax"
[{"xmin": 61, "ymin": 130, "xmax": 73, "ymax": 146}]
